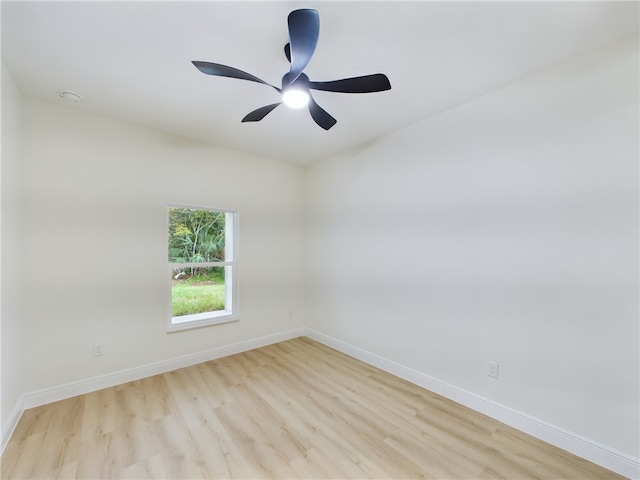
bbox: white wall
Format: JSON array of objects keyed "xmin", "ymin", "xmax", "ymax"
[
  {"xmin": 1, "ymin": 63, "xmax": 24, "ymax": 434},
  {"xmin": 19, "ymin": 99, "xmax": 305, "ymax": 393},
  {"xmin": 307, "ymin": 37, "xmax": 639, "ymax": 457}
]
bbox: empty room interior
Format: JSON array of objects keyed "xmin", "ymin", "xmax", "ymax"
[{"xmin": 1, "ymin": 1, "xmax": 639, "ymax": 479}]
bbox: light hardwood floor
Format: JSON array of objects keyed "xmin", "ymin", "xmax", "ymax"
[{"xmin": 1, "ymin": 337, "xmax": 624, "ymax": 479}]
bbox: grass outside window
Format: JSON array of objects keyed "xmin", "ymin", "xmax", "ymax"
[{"xmin": 171, "ymin": 267, "xmax": 225, "ymax": 317}]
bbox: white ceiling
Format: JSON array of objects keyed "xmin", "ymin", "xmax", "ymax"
[{"xmin": 2, "ymin": 1, "xmax": 638, "ymax": 165}]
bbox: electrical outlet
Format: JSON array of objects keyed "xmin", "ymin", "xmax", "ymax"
[
  {"xmin": 93, "ymin": 344, "xmax": 104, "ymax": 357},
  {"xmin": 488, "ymin": 361, "xmax": 499, "ymax": 379}
]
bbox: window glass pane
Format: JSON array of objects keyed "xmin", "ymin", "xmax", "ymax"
[
  {"xmin": 168, "ymin": 207, "xmax": 226, "ymax": 263},
  {"xmin": 171, "ymin": 266, "xmax": 225, "ymax": 317}
]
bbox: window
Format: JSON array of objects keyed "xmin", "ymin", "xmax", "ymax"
[{"xmin": 168, "ymin": 206, "xmax": 237, "ymax": 332}]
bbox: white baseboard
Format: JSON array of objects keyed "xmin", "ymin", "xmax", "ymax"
[
  {"xmin": 303, "ymin": 328, "xmax": 640, "ymax": 480},
  {"xmin": 1, "ymin": 327, "xmax": 305, "ymax": 454},
  {"xmin": 0, "ymin": 397, "xmax": 24, "ymax": 454}
]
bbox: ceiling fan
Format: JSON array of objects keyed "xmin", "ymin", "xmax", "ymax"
[{"xmin": 192, "ymin": 9, "xmax": 391, "ymax": 130}]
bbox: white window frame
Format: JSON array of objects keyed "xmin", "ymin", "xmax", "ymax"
[{"xmin": 167, "ymin": 205, "xmax": 238, "ymax": 333}]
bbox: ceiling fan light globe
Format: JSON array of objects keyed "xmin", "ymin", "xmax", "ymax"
[{"xmin": 282, "ymin": 88, "xmax": 310, "ymax": 109}]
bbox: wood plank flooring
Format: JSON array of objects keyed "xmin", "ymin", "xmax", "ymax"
[{"xmin": 1, "ymin": 337, "xmax": 624, "ymax": 479}]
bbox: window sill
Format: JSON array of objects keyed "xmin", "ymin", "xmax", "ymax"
[{"xmin": 167, "ymin": 310, "xmax": 238, "ymax": 333}]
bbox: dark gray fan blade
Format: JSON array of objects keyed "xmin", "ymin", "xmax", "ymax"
[
  {"xmin": 283, "ymin": 9, "xmax": 319, "ymax": 87},
  {"xmin": 242, "ymin": 103, "xmax": 282, "ymax": 123},
  {"xmin": 192, "ymin": 61, "xmax": 280, "ymax": 92},
  {"xmin": 284, "ymin": 43, "xmax": 291, "ymax": 63},
  {"xmin": 309, "ymin": 74, "xmax": 391, "ymax": 93},
  {"xmin": 308, "ymin": 95, "xmax": 336, "ymax": 130}
]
